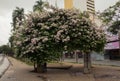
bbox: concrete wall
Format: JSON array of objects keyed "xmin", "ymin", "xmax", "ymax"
[{"xmin": 91, "ymin": 52, "xmax": 105, "ymax": 61}]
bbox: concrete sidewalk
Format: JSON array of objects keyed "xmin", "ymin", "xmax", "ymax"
[
  {"xmin": 1, "ymin": 57, "xmax": 120, "ymax": 81},
  {"xmin": 0, "ymin": 57, "xmax": 95, "ymax": 81},
  {"xmin": 0, "ymin": 57, "xmax": 44, "ymax": 81},
  {"xmin": 0, "ymin": 56, "xmax": 10, "ymax": 78}
]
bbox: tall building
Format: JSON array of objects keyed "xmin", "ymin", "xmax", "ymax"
[
  {"xmin": 46, "ymin": 0, "xmax": 95, "ymax": 14},
  {"xmin": 45, "ymin": 0, "xmax": 95, "ymax": 20},
  {"xmin": 86, "ymin": 0, "xmax": 95, "ymax": 14},
  {"xmin": 64, "ymin": 0, "xmax": 95, "ymax": 14}
]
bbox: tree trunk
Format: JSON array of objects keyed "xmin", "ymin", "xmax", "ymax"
[
  {"xmin": 62, "ymin": 51, "xmax": 65, "ymax": 62},
  {"xmin": 75, "ymin": 51, "xmax": 79, "ymax": 63},
  {"xmin": 60, "ymin": 52, "xmax": 64, "ymax": 62},
  {"xmin": 37, "ymin": 62, "xmax": 47, "ymax": 73},
  {"xmin": 83, "ymin": 52, "xmax": 91, "ymax": 74},
  {"xmin": 33, "ymin": 61, "xmax": 37, "ymax": 72},
  {"xmin": 88, "ymin": 53, "xmax": 91, "ymax": 72}
]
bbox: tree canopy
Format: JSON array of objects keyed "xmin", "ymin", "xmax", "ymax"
[
  {"xmin": 12, "ymin": 6, "xmax": 106, "ymax": 64},
  {"xmin": 0, "ymin": 45, "xmax": 13, "ymax": 55},
  {"xmin": 100, "ymin": 1, "xmax": 120, "ymax": 34},
  {"xmin": 12, "ymin": 7, "xmax": 24, "ymax": 30},
  {"xmin": 10, "ymin": 0, "xmax": 106, "ymax": 73},
  {"xmin": 10, "ymin": 7, "xmax": 25, "ymax": 57}
]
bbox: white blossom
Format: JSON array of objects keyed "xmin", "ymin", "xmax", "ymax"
[
  {"xmin": 42, "ymin": 37, "xmax": 48, "ymax": 42},
  {"xmin": 31, "ymin": 38, "xmax": 38, "ymax": 44}
]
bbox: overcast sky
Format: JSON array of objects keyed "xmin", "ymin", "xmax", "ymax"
[{"xmin": 0, "ymin": 0, "xmax": 119, "ymax": 45}]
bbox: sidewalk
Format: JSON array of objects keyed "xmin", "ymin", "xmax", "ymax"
[
  {"xmin": 0, "ymin": 57, "xmax": 43, "ymax": 81},
  {"xmin": 0, "ymin": 57, "xmax": 95, "ymax": 81},
  {"xmin": 0, "ymin": 55, "xmax": 9, "ymax": 78},
  {"xmin": 93, "ymin": 65, "xmax": 120, "ymax": 81},
  {"xmin": 1, "ymin": 57, "xmax": 120, "ymax": 81}
]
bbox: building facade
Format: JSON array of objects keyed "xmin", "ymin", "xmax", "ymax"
[
  {"xmin": 45, "ymin": 0, "xmax": 95, "ymax": 14},
  {"xmin": 104, "ymin": 35, "xmax": 120, "ymax": 60},
  {"xmin": 64, "ymin": 0, "xmax": 95, "ymax": 14}
]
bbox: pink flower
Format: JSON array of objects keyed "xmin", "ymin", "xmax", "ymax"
[
  {"xmin": 16, "ymin": 41, "xmax": 21, "ymax": 45},
  {"xmin": 31, "ymin": 38, "xmax": 38, "ymax": 44}
]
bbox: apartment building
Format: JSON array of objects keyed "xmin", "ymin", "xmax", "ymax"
[
  {"xmin": 65, "ymin": 0, "xmax": 95, "ymax": 14},
  {"xmin": 45, "ymin": 0, "xmax": 95, "ymax": 14}
]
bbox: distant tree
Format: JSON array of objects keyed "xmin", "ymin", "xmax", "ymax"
[
  {"xmin": 33, "ymin": 0, "xmax": 50, "ymax": 13},
  {"xmin": 100, "ymin": 1, "xmax": 120, "ymax": 34},
  {"xmin": 10, "ymin": 7, "xmax": 25, "ymax": 57},
  {"xmin": 0, "ymin": 45, "xmax": 13, "ymax": 55},
  {"xmin": 108, "ymin": 21, "xmax": 120, "ymax": 34},
  {"xmin": 33, "ymin": 0, "xmax": 44, "ymax": 12},
  {"xmin": 12, "ymin": 7, "xmax": 24, "ymax": 30}
]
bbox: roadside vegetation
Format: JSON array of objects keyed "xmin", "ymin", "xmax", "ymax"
[{"xmin": 100, "ymin": 1, "xmax": 120, "ymax": 34}]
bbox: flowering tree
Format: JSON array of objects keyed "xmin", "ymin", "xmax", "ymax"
[{"xmin": 14, "ymin": 8, "xmax": 105, "ymax": 73}]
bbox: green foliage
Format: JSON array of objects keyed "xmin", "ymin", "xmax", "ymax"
[
  {"xmin": 10, "ymin": 7, "xmax": 25, "ymax": 57},
  {"xmin": 12, "ymin": 7, "xmax": 24, "ymax": 30},
  {"xmin": 10, "ymin": 1, "xmax": 106, "ymax": 64},
  {"xmin": 100, "ymin": 1, "xmax": 120, "ymax": 23},
  {"xmin": 108, "ymin": 21, "xmax": 120, "ymax": 34},
  {"xmin": 0, "ymin": 45, "xmax": 13, "ymax": 55},
  {"xmin": 33, "ymin": 0, "xmax": 45, "ymax": 12},
  {"xmin": 100, "ymin": 1, "xmax": 120, "ymax": 34}
]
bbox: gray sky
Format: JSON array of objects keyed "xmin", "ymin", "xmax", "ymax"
[{"xmin": 0, "ymin": 0, "xmax": 119, "ymax": 45}]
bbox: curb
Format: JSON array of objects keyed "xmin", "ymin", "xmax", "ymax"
[
  {"xmin": 0, "ymin": 56, "xmax": 4, "ymax": 66},
  {"xmin": 0, "ymin": 57, "xmax": 10, "ymax": 78}
]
